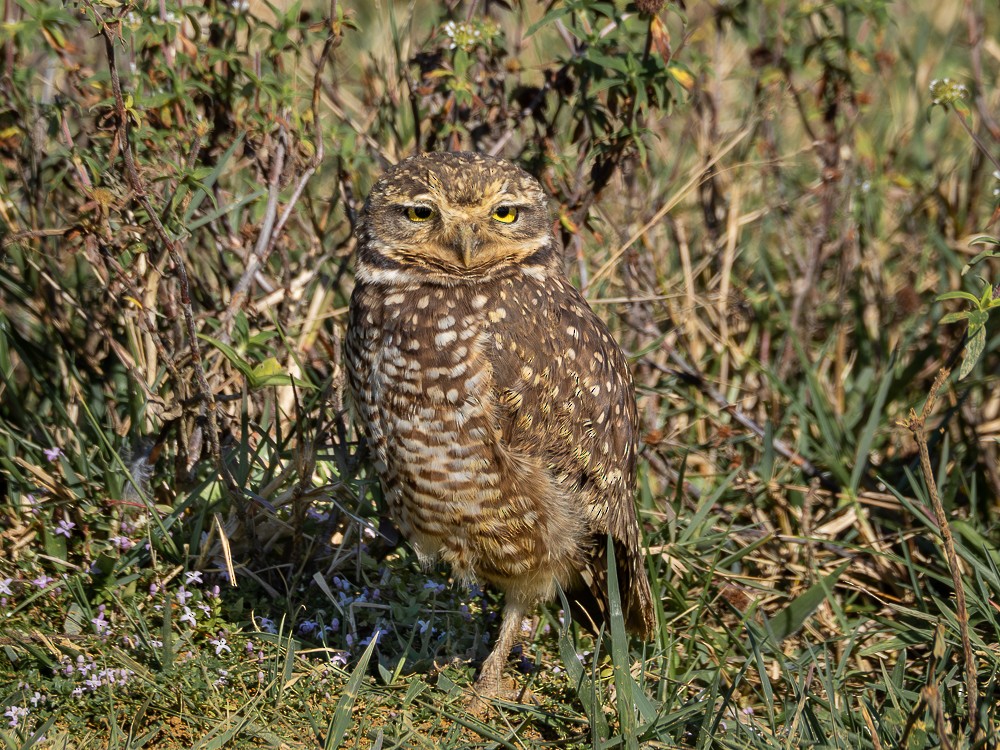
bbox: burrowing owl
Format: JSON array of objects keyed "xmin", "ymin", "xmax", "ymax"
[{"xmin": 345, "ymin": 151, "xmax": 654, "ymax": 697}]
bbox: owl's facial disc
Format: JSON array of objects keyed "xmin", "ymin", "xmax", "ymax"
[
  {"xmin": 359, "ymin": 152, "xmax": 553, "ymax": 280},
  {"xmin": 387, "ymin": 197, "xmax": 536, "ymax": 273}
]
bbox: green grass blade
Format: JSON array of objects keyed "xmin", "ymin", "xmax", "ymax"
[
  {"xmin": 767, "ymin": 560, "xmax": 851, "ymax": 643},
  {"xmin": 557, "ymin": 586, "xmax": 610, "ymax": 743},
  {"xmin": 606, "ymin": 536, "xmax": 638, "ymax": 750},
  {"xmin": 326, "ymin": 635, "xmax": 379, "ymax": 748}
]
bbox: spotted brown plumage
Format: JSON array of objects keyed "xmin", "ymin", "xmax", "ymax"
[{"xmin": 345, "ymin": 151, "xmax": 655, "ymax": 697}]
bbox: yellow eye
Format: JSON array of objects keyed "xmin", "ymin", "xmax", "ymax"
[
  {"xmin": 492, "ymin": 206, "xmax": 518, "ymax": 224},
  {"xmin": 406, "ymin": 206, "xmax": 434, "ymax": 222}
]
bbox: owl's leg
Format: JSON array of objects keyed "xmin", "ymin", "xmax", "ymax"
[{"xmin": 474, "ymin": 599, "xmax": 526, "ymax": 697}]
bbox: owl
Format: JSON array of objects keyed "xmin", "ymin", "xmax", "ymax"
[{"xmin": 345, "ymin": 151, "xmax": 655, "ymax": 698}]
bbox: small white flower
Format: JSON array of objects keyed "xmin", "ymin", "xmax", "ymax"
[{"xmin": 210, "ymin": 637, "xmax": 231, "ymax": 655}]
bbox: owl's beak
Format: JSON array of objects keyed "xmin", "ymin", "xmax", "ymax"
[{"xmin": 457, "ymin": 225, "xmax": 478, "ymax": 268}]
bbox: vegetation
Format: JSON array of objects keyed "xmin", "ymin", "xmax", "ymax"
[{"xmin": 1, "ymin": 0, "xmax": 998, "ymax": 746}]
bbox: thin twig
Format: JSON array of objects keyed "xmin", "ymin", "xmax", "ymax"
[
  {"xmin": 964, "ymin": 0, "xmax": 1000, "ymax": 142},
  {"xmin": 219, "ymin": 1, "xmax": 341, "ymax": 339},
  {"xmin": 92, "ymin": 10, "xmax": 223, "ymax": 473},
  {"xmin": 952, "ymin": 108, "xmax": 1000, "ymax": 174},
  {"xmin": 901, "ymin": 367, "xmax": 981, "ymax": 740}
]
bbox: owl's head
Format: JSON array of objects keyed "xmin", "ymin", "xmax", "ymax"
[{"xmin": 356, "ymin": 152, "xmax": 556, "ymax": 284}]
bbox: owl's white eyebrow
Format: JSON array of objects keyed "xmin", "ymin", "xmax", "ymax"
[{"xmin": 492, "ymin": 192, "xmax": 520, "ymax": 205}]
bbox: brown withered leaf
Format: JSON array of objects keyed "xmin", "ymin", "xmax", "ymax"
[{"xmin": 650, "ymin": 15, "xmax": 671, "ymax": 65}]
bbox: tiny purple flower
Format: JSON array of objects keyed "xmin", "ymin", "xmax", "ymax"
[
  {"xmin": 32, "ymin": 574, "xmax": 55, "ymax": 589},
  {"xmin": 179, "ymin": 606, "xmax": 196, "ymax": 626},
  {"xmin": 0, "ymin": 578, "xmax": 12, "ymax": 595},
  {"xmin": 109, "ymin": 535, "xmax": 134, "ymax": 551},
  {"xmin": 44, "ymin": 447, "xmax": 62, "ymax": 462},
  {"xmin": 55, "ymin": 519, "xmax": 75, "ymax": 537},
  {"xmin": 210, "ymin": 637, "xmax": 231, "ymax": 655},
  {"xmin": 176, "ymin": 586, "xmax": 193, "ymax": 606},
  {"xmin": 184, "ymin": 571, "xmax": 203, "ymax": 585},
  {"xmin": 91, "ymin": 613, "xmax": 110, "ymax": 635},
  {"xmin": 4, "ymin": 705, "xmax": 28, "ymax": 728}
]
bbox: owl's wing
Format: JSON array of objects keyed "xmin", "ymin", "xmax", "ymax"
[{"xmin": 485, "ymin": 273, "xmax": 654, "ymax": 638}]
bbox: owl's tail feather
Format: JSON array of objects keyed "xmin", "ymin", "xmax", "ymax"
[{"xmin": 566, "ymin": 536, "xmax": 655, "ymax": 640}]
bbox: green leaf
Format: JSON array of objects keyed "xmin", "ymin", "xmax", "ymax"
[
  {"xmin": 64, "ymin": 602, "xmax": 86, "ymax": 635},
  {"xmin": 198, "ymin": 333, "xmax": 256, "ymax": 380},
  {"xmin": 186, "ymin": 188, "xmax": 266, "ymax": 232},
  {"xmin": 606, "ymin": 537, "xmax": 638, "ymax": 750},
  {"xmin": 525, "ymin": 5, "xmax": 573, "ymax": 37},
  {"xmin": 966, "ymin": 308, "xmax": 989, "ymax": 333},
  {"xmin": 935, "ymin": 290, "xmax": 980, "ymax": 304},
  {"xmin": 768, "ymin": 560, "xmax": 850, "ymax": 642},
  {"xmin": 557, "ymin": 586, "xmax": 609, "ymax": 743},
  {"xmin": 959, "ymin": 324, "xmax": 986, "ymax": 380},
  {"xmin": 326, "ymin": 635, "xmax": 378, "ymax": 747},
  {"xmin": 250, "ymin": 357, "xmax": 292, "ymax": 388},
  {"xmin": 969, "ymin": 235, "xmax": 1000, "ymax": 246},
  {"xmin": 961, "ymin": 243, "xmax": 1000, "ymax": 275},
  {"xmin": 586, "ymin": 51, "xmax": 630, "ymax": 75},
  {"xmin": 939, "ymin": 311, "xmax": 970, "ymax": 324},
  {"xmin": 980, "ymin": 283, "xmax": 995, "ymax": 308}
]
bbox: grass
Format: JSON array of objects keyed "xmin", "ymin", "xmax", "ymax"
[{"xmin": 1, "ymin": 0, "xmax": 1000, "ymax": 747}]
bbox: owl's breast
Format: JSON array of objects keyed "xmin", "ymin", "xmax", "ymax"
[{"xmin": 347, "ymin": 283, "xmax": 509, "ymax": 572}]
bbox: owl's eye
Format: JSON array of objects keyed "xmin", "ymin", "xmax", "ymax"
[
  {"xmin": 491, "ymin": 206, "xmax": 519, "ymax": 224},
  {"xmin": 406, "ymin": 206, "xmax": 434, "ymax": 222}
]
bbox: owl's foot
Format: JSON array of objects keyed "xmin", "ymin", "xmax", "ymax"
[{"xmin": 466, "ymin": 673, "xmax": 535, "ymax": 716}]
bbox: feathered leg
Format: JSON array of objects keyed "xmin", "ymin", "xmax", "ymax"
[{"xmin": 474, "ymin": 599, "xmax": 526, "ymax": 697}]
